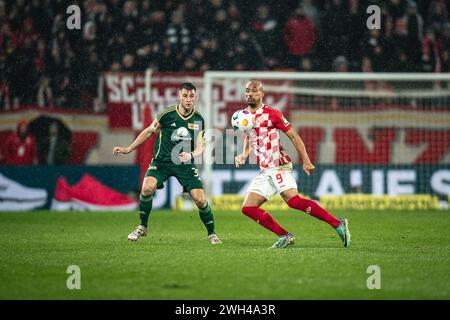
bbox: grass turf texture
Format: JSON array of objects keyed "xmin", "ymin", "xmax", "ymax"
[{"xmin": 0, "ymin": 209, "xmax": 449, "ymax": 299}]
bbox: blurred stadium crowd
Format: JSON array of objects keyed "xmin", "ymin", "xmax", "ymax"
[{"xmin": 0, "ymin": 0, "xmax": 449, "ymax": 110}]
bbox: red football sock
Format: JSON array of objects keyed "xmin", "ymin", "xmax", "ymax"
[
  {"xmin": 287, "ymin": 195, "xmax": 341, "ymax": 229},
  {"xmin": 242, "ymin": 206, "xmax": 289, "ymax": 236}
]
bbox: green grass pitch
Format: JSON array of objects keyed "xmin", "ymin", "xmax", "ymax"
[{"xmin": 0, "ymin": 209, "xmax": 449, "ymax": 299}]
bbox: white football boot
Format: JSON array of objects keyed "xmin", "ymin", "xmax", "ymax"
[
  {"xmin": 208, "ymin": 233, "xmax": 222, "ymax": 244},
  {"xmin": 128, "ymin": 225, "xmax": 148, "ymax": 241}
]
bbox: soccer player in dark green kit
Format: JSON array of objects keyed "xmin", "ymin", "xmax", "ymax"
[{"xmin": 113, "ymin": 83, "xmax": 222, "ymax": 244}]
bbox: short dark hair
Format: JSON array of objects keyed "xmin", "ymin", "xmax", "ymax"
[{"xmin": 179, "ymin": 82, "xmax": 196, "ymax": 92}]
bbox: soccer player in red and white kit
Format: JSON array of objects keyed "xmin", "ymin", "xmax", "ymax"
[{"xmin": 235, "ymin": 80, "xmax": 351, "ymax": 249}]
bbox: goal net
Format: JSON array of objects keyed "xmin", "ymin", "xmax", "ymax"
[{"xmin": 201, "ymin": 72, "xmax": 450, "ymax": 209}]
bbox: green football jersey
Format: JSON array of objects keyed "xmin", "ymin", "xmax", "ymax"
[{"xmin": 150, "ymin": 104, "xmax": 205, "ymax": 163}]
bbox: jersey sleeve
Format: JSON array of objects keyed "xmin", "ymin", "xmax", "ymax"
[
  {"xmin": 149, "ymin": 118, "xmax": 161, "ymax": 132},
  {"xmin": 156, "ymin": 109, "xmax": 168, "ymax": 122},
  {"xmin": 272, "ymin": 110, "xmax": 292, "ymax": 133},
  {"xmin": 149, "ymin": 109, "xmax": 168, "ymax": 132}
]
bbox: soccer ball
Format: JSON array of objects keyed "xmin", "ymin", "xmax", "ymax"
[{"xmin": 231, "ymin": 109, "xmax": 254, "ymax": 132}]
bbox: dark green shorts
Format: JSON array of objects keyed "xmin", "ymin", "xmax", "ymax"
[{"xmin": 145, "ymin": 160, "xmax": 203, "ymax": 193}]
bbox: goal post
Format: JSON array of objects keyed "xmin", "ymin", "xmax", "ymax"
[{"xmin": 202, "ymin": 71, "xmax": 450, "ymax": 202}]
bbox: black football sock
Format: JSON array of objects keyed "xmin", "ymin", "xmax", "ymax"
[
  {"xmin": 139, "ymin": 194, "xmax": 153, "ymax": 227},
  {"xmin": 199, "ymin": 202, "xmax": 215, "ymax": 235}
]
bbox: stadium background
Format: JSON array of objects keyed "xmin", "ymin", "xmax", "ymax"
[{"xmin": 1, "ymin": 0, "xmax": 449, "ymax": 210}]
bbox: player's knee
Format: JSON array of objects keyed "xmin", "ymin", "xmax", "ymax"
[
  {"xmin": 193, "ymin": 196, "xmax": 207, "ymax": 209},
  {"xmin": 141, "ymin": 185, "xmax": 156, "ymax": 197}
]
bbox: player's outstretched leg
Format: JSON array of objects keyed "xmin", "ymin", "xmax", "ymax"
[
  {"xmin": 191, "ymin": 189, "xmax": 222, "ymax": 244},
  {"xmin": 285, "ymin": 193, "xmax": 351, "ymax": 247},
  {"xmin": 242, "ymin": 206, "xmax": 295, "ymax": 249},
  {"xmin": 128, "ymin": 177, "xmax": 156, "ymax": 242},
  {"xmin": 242, "ymin": 192, "xmax": 294, "ymax": 249},
  {"xmin": 242, "ymin": 206, "xmax": 289, "ymax": 236}
]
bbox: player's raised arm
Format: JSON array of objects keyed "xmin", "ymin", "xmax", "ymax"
[
  {"xmin": 284, "ymin": 128, "xmax": 315, "ymax": 176},
  {"xmin": 113, "ymin": 119, "xmax": 160, "ymax": 155}
]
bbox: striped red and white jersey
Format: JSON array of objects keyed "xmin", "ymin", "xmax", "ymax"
[{"xmin": 247, "ymin": 104, "xmax": 292, "ymax": 169}]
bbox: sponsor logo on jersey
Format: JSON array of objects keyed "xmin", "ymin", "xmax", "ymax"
[
  {"xmin": 188, "ymin": 123, "xmax": 199, "ymax": 130},
  {"xmin": 171, "ymin": 122, "xmax": 176, "ymax": 127},
  {"xmin": 149, "ymin": 165, "xmax": 157, "ymax": 170},
  {"xmin": 171, "ymin": 127, "xmax": 192, "ymax": 141},
  {"xmin": 281, "ymin": 116, "xmax": 290, "ymax": 126}
]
